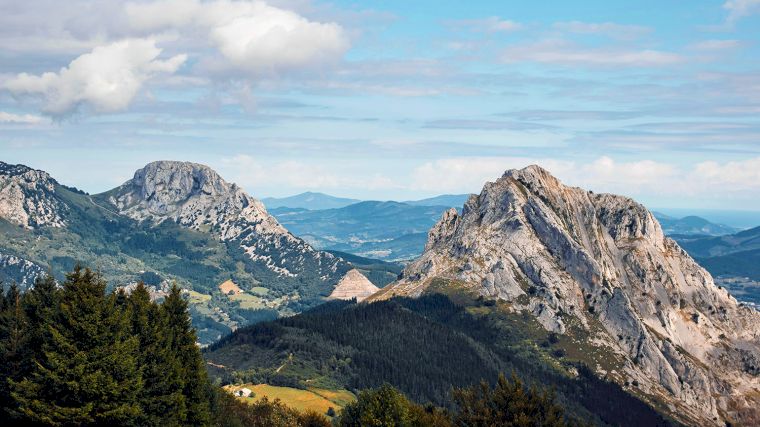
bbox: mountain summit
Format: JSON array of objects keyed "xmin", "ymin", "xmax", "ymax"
[{"xmin": 378, "ymin": 165, "xmax": 760, "ymax": 426}]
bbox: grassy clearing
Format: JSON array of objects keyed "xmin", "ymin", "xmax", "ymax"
[
  {"xmin": 225, "ymin": 383, "xmax": 355, "ymax": 415},
  {"xmin": 249, "ymin": 286, "xmax": 269, "ymax": 296},
  {"xmin": 228, "ymin": 293, "xmax": 266, "ymax": 309},
  {"xmin": 186, "ymin": 290, "xmax": 211, "ymax": 304}
]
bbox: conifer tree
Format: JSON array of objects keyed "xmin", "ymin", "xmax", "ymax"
[
  {"xmin": 12, "ymin": 267, "xmax": 143, "ymax": 425},
  {"xmin": 163, "ymin": 284, "xmax": 212, "ymax": 426},
  {"xmin": 0, "ymin": 283, "xmax": 30, "ymax": 420},
  {"xmin": 129, "ymin": 283, "xmax": 187, "ymax": 426}
]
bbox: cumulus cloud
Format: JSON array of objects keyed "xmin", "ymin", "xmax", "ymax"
[
  {"xmin": 3, "ymin": 39, "xmax": 186, "ymax": 115},
  {"xmin": 124, "ymin": 0, "xmax": 350, "ymax": 75},
  {"xmin": 502, "ymin": 40, "xmax": 683, "ymax": 67},
  {"xmin": 0, "ymin": 111, "xmax": 46, "ymax": 124}
]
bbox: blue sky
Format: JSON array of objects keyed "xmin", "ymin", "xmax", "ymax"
[{"xmin": 1, "ymin": 0, "xmax": 760, "ymax": 211}]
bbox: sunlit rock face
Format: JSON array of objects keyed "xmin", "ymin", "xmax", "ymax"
[
  {"xmin": 108, "ymin": 161, "xmax": 346, "ymax": 282},
  {"xmin": 0, "ymin": 161, "xmax": 67, "ymax": 229},
  {"xmin": 329, "ymin": 269, "xmax": 380, "ymax": 302},
  {"xmin": 381, "ymin": 165, "xmax": 760, "ymax": 426}
]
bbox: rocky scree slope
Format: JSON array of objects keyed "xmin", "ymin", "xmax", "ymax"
[{"xmin": 378, "ymin": 165, "xmax": 760, "ymax": 426}]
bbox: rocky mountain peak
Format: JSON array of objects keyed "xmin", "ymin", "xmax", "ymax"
[
  {"xmin": 132, "ymin": 161, "xmax": 239, "ymax": 208},
  {"xmin": 108, "ymin": 160, "xmax": 286, "ymax": 238},
  {"xmin": 103, "ymin": 160, "xmax": 345, "ymax": 282},
  {"xmin": 0, "ymin": 161, "xmax": 67, "ymax": 229},
  {"xmin": 380, "ymin": 165, "xmax": 760, "ymax": 426}
]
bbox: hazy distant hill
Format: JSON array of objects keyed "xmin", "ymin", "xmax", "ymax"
[
  {"xmin": 653, "ymin": 212, "xmax": 738, "ymax": 236},
  {"xmin": 404, "ymin": 194, "xmax": 471, "ymax": 208},
  {"xmin": 269, "ymin": 201, "xmax": 450, "ymax": 261},
  {"xmin": 262, "ymin": 192, "xmax": 360, "ymax": 210}
]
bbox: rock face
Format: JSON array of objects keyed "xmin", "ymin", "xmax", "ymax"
[
  {"xmin": 329, "ymin": 269, "xmax": 380, "ymax": 302},
  {"xmin": 106, "ymin": 161, "xmax": 345, "ymax": 281},
  {"xmin": 0, "ymin": 252, "xmax": 47, "ymax": 290},
  {"xmin": 380, "ymin": 165, "xmax": 760, "ymax": 426},
  {"xmin": 0, "ymin": 162, "xmax": 67, "ymax": 229}
]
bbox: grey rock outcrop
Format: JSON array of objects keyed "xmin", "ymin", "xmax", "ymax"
[
  {"xmin": 380, "ymin": 165, "xmax": 760, "ymax": 426},
  {"xmin": 0, "ymin": 162, "xmax": 67, "ymax": 229},
  {"xmin": 107, "ymin": 161, "xmax": 344, "ymax": 280}
]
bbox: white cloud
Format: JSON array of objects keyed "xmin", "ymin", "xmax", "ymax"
[
  {"xmin": 221, "ymin": 154, "xmax": 399, "ymax": 194},
  {"xmin": 408, "ymin": 156, "xmax": 760, "ymax": 203},
  {"xmin": 690, "ymin": 39, "xmax": 741, "ymax": 50},
  {"xmin": 502, "ymin": 40, "xmax": 683, "ymax": 67},
  {"xmin": 553, "ymin": 21, "xmax": 651, "ymax": 40},
  {"xmin": 450, "ymin": 17, "xmax": 523, "ymax": 33},
  {"xmin": 724, "ymin": 0, "xmax": 760, "ymax": 23},
  {"xmin": 2, "ymin": 39, "xmax": 186, "ymax": 115},
  {"xmin": 409, "ymin": 157, "xmax": 575, "ymax": 192},
  {"xmin": 0, "ymin": 111, "xmax": 46, "ymax": 124},
  {"xmin": 125, "ymin": 0, "xmax": 350, "ymax": 75}
]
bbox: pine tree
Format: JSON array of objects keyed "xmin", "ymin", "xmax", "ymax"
[
  {"xmin": 452, "ymin": 373, "xmax": 569, "ymax": 427},
  {"xmin": 12, "ymin": 267, "xmax": 143, "ymax": 425},
  {"xmin": 129, "ymin": 283, "xmax": 187, "ymax": 426},
  {"xmin": 0, "ymin": 283, "xmax": 30, "ymax": 421},
  {"xmin": 163, "ymin": 284, "xmax": 212, "ymax": 426}
]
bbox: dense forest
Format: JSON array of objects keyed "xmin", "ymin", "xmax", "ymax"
[
  {"xmin": 0, "ymin": 267, "xmax": 332, "ymax": 426},
  {"xmin": 206, "ymin": 294, "xmax": 675, "ymax": 426}
]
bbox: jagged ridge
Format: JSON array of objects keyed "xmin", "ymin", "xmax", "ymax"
[{"xmin": 379, "ymin": 165, "xmax": 760, "ymax": 426}]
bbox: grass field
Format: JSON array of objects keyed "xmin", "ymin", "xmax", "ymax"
[
  {"xmin": 249, "ymin": 286, "xmax": 270, "ymax": 296},
  {"xmin": 225, "ymin": 383, "xmax": 355, "ymax": 416},
  {"xmin": 228, "ymin": 293, "xmax": 266, "ymax": 309},
  {"xmin": 186, "ymin": 290, "xmax": 211, "ymax": 304}
]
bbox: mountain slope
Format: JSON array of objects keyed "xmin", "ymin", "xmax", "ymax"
[
  {"xmin": 377, "ymin": 165, "xmax": 760, "ymax": 426},
  {"xmin": 0, "ymin": 160, "xmax": 350, "ymax": 344},
  {"xmin": 262, "ymin": 192, "xmax": 360, "ymax": 210},
  {"xmin": 204, "ymin": 294, "xmax": 673, "ymax": 426}
]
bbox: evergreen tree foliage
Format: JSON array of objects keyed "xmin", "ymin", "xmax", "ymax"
[
  {"xmin": 0, "ymin": 266, "xmax": 215, "ymax": 426},
  {"xmin": 0, "ymin": 283, "xmax": 30, "ymax": 421},
  {"xmin": 452, "ymin": 373, "xmax": 570, "ymax": 427},
  {"xmin": 163, "ymin": 284, "xmax": 212, "ymax": 426},
  {"xmin": 338, "ymin": 384, "xmax": 453, "ymax": 427},
  {"xmin": 12, "ymin": 267, "xmax": 142, "ymax": 425}
]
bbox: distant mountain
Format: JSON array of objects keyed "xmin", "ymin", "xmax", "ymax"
[
  {"xmin": 377, "ymin": 165, "xmax": 760, "ymax": 425},
  {"xmin": 262, "ymin": 191, "xmax": 360, "ymax": 210},
  {"xmin": 269, "ymin": 201, "xmax": 450, "ymax": 261},
  {"xmin": 0, "ymin": 160, "xmax": 353, "ymax": 344},
  {"xmin": 404, "ymin": 194, "xmax": 471, "ymax": 208},
  {"xmin": 653, "ymin": 211, "xmax": 738, "ymax": 236},
  {"xmin": 670, "ymin": 226, "xmax": 760, "ymax": 285}
]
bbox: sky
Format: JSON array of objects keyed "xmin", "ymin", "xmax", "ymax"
[{"xmin": 1, "ymin": 0, "xmax": 760, "ymax": 211}]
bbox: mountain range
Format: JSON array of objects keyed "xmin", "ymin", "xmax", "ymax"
[
  {"xmin": 0, "ymin": 160, "xmax": 380, "ymax": 344},
  {"xmin": 3, "ymin": 159, "xmax": 760, "ymax": 425},
  {"xmin": 260, "ymin": 192, "xmax": 742, "ymax": 263}
]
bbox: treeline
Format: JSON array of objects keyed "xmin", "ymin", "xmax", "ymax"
[
  {"xmin": 0, "ymin": 267, "xmax": 212, "ymax": 425},
  {"xmin": 0, "ymin": 267, "xmax": 336, "ymax": 427},
  {"xmin": 337, "ymin": 374, "xmax": 571, "ymax": 427}
]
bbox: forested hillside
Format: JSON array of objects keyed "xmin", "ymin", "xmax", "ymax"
[{"xmin": 204, "ymin": 292, "xmax": 674, "ymax": 426}]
